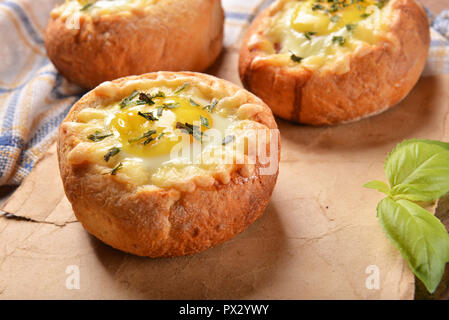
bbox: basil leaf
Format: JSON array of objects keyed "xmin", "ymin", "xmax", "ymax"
[
  {"xmin": 377, "ymin": 198, "xmax": 449, "ymax": 293},
  {"xmin": 388, "ymin": 139, "xmax": 449, "ymax": 153},
  {"xmin": 386, "ymin": 140, "xmax": 449, "ymax": 202},
  {"xmin": 363, "ymin": 180, "xmax": 390, "ymax": 195}
]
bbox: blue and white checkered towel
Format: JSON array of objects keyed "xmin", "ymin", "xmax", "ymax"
[{"xmin": 0, "ymin": 0, "xmax": 448, "ymax": 186}]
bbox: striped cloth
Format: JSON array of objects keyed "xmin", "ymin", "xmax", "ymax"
[{"xmin": 0, "ymin": 0, "xmax": 448, "ymax": 186}]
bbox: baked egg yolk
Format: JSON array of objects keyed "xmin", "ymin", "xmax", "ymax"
[
  {"xmin": 292, "ymin": 0, "xmax": 379, "ymax": 36},
  {"xmin": 110, "ymin": 96, "xmax": 213, "ymax": 158}
]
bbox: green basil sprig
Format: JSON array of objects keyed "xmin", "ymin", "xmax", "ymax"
[{"xmin": 364, "ymin": 139, "xmax": 449, "ymax": 293}]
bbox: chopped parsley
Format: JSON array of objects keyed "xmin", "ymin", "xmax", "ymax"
[
  {"xmin": 80, "ymin": 2, "xmax": 94, "ymax": 11},
  {"xmin": 345, "ymin": 23, "xmax": 356, "ymax": 31},
  {"xmin": 138, "ymin": 93, "xmax": 156, "ymax": 105},
  {"xmin": 289, "ymin": 51, "xmax": 303, "ymax": 63},
  {"xmin": 104, "ymin": 147, "xmax": 120, "ymax": 162},
  {"xmin": 332, "ymin": 36, "xmax": 346, "ymax": 46},
  {"xmin": 152, "ymin": 91, "xmax": 166, "ymax": 99},
  {"xmin": 189, "ymin": 98, "xmax": 200, "ymax": 107},
  {"xmin": 308, "ymin": 0, "xmax": 384, "ymax": 21},
  {"xmin": 157, "ymin": 102, "xmax": 180, "ymax": 117},
  {"xmin": 200, "ymin": 116, "xmax": 209, "ymax": 128},
  {"xmin": 119, "ymin": 90, "xmax": 139, "ymax": 109},
  {"xmin": 176, "ymin": 122, "xmax": 203, "ymax": 141},
  {"xmin": 376, "ymin": 0, "xmax": 387, "ymax": 9},
  {"xmin": 128, "ymin": 130, "xmax": 157, "ymax": 144},
  {"xmin": 134, "ymin": 100, "xmax": 148, "ymax": 106},
  {"xmin": 87, "ymin": 131, "xmax": 113, "ymax": 142},
  {"xmin": 304, "ymin": 31, "xmax": 317, "ymax": 40},
  {"xmin": 120, "ymin": 91, "xmax": 165, "ymax": 108},
  {"xmin": 330, "ymin": 15, "xmax": 340, "ymax": 23},
  {"xmin": 202, "ymin": 98, "xmax": 218, "ymax": 112},
  {"xmin": 222, "ymin": 135, "xmax": 235, "ymax": 145},
  {"xmin": 137, "ymin": 111, "xmax": 158, "ymax": 121},
  {"xmin": 110, "ymin": 162, "xmax": 123, "ymax": 176},
  {"xmin": 142, "ymin": 136, "xmax": 156, "ymax": 145},
  {"xmin": 174, "ymin": 82, "xmax": 189, "ymax": 94}
]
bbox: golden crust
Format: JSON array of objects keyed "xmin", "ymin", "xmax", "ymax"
[
  {"xmin": 45, "ymin": 0, "xmax": 224, "ymax": 89},
  {"xmin": 239, "ymin": 0, "xmax": 430, "ymax": 125},
  {"xmin": 57, "ymin": 72, "xmax": 280, "ymax": 257}
]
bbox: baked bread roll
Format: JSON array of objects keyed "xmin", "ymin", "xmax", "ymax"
[
  {"xmin": 45, "ymin": 0, "xmax": 224, "ymax": 89},
  {"xmin": 58, "ymin": 72, "xmax": 280, "ymax": 257},
  {"xmin": 239, "ymin": 0, "xmax": 430, "ymax": 125}
]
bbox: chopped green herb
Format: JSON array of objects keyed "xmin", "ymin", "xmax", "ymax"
[
  {"xmin": 157, "ymin": 132, "xmax": 165, "ymax": 140},
  {"xmin": 156, "ymin": 102, "xmax": 180, "ymax": 117},
  {"xmin": 222, "ymin": 135, "xmax": 235, "ymax": 145},
  {"xmin": 376, "ymin": 0, "xmax": 387, "ymax": 9},
  {"xmin": 189, "ymin": 98, "xmax": 200, "ymax": 107},
  {"xmin": 345, "ymin": 23, "xmax": 356, "ymax": 31},
  {"xmin": 203, "ymin": 98, "xmax": 218, "ymax": 112},
  {"xmin": 87, "ymin": 131, "xmax": 113, "ymax": 142},
  {"xmin": 137, "ymin": 111, "xmax": 158, "ymax": 121},
  {"xmin": 174, "ymin": 82, "xmax": 188, "ymax": 94},
  {"xmin": 143, "ymin": 136, "xmax": 156, "ymax": 145},
  {"xmin": 304, "ymin": 31, "xmax": 317, "ymax": 40},
  {"xmin": 332, "ymin": 36, "xmax": 346, "ymax": 46},
  {"xmin": 128, "ymin": 130, "xmax": 157, "ymax": 144},
  {"xmin": 139, "ymin": 93, "xmax": 155, "ymax": 105},
  {"xmin": 200, "ymin": 116, "xmax": 209, "ymax": 128},
  {"xmin": 162, "ymin": 102, "xmax": 180, "ymax": 109},
  {"xmin": 330, "ymin": 15, "xmax": 340, "ymax": 23},
  {"xmin": 326, "ymin": 6, "xmax": 338, "ymax": 13},
  {"xmin": 311, "ymin": 3, "xmax": 324, "ymax": 10},
  {"xmin": 289, "ymin": 51, "xmax": 303, "ymax": 63},
  {"xmin": 120, "ymin": 90, "xmax": 139, "ymax": 108},
  {"xmin": 176, "ymin": 122, "xmax": 194, "ymax": 134},
  {"xmin": 104, "ymin": 147, "xmax": 120, "ymax": 162},
  {"xmin": 134, "ymin": 100, "xmax": 148, "ymax": 105},
  {"xmin": 152, "ymin": 91, "xmax": 166, "ymax": 99},
  {"xmin": 110, "ymin": 162, "xmax": 123, "ymax": 176},
  {"xmin": 176, "ymin": 122, "xmax": 203, "ymax": 141},
  {"xmin": 360, "ymin": 12, "xmax": 371, "ymax": 18},
  {"xmin": 80, "ymin": 2, "xmax": 93, "ymax": 11}
]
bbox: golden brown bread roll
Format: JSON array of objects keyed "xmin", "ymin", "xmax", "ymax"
[
  {"xmin": 45, "ymin": 0, "xmax": 224, "ymax": 89},
  {"xmin": 239, "ymin": 0, "xmax": 430, "ymax": 125},
  {"xmin": 57, "ymin": 72, "xmax": 280, "ymax": 257}
]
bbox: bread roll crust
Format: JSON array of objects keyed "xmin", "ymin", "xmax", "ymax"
[
  {"xmin": 57, "ymin": 72, "xmax": 280, "ymax": 257},
  {"xmin": 239, "ymin": 0, "xmax": 430, "ymax": 125},
  {"xmin": 45, "ymin": 0, "xmax": 224, "ymax": 89}
]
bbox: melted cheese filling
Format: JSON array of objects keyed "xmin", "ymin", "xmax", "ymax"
[
  {"xmin": 108, "ymin": 96, "xmax": 215, "ymax": 158},
  {"xmin": 52, "ymin": 0, "xmax": 158, "ymax": 18},
  {"xmin": 66, "ymin": 80, "xmax": 263, "ymax": 190},
  {"xmin": 256, "ymin": 0, "xmax": 392, "ymax": 71}
]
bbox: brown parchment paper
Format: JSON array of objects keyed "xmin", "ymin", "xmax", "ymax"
[{"xmin": 0, "ymin": 43, "xmax": 448, "ymax": 299}]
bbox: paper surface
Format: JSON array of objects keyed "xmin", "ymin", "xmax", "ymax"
[{"xmin": 1, "ymin": 42, "xmax": 449, "ymax": 300}]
